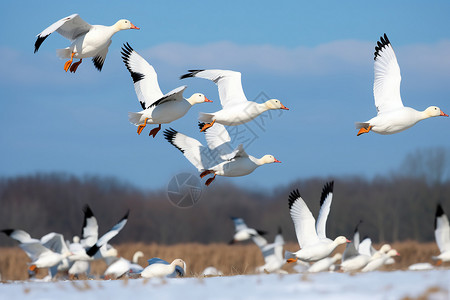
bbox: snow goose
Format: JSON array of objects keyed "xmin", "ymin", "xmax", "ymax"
[
  {"xmin": 141, "ymin": 258, "xmax": 186, "ymax": 278},
  {"xmin": 252, "ymin": 227, "xmax": 287, "ymax": 274},
  {"xmin": 307, "ymin": 253, "xmax": 342, "ymax": 273},
  {"xmin": 356, "ymin": 33, "xmax": 448, "ymax": 136},
  {"xmin": 340, "ymin": 221, "xmax": 373, "ymax": 272},
  {"xmin": 163, "ymin": 123, "xmax": 281, "ymax": 186},
  {"xmin": 361, "ymin": 249, "xmax": 400, "ymax": 272},
  {"xmin": 229, "ymin": 217, "xmax": 267, "ymax": 244},
  {"xmin": 180, "ymin": 69, "xmax": 288, "ymax": 132},
  {"xmin": 432, "ymin": 204, "xmax": 450, "ymax": 264},
  {"xmin": 35, "ymin": 14, "xmax": 139, "ymax": 72},
  {"xmin": 104, "ymin": 251, "xmax": 144, "ymax": 279},
  {"xmin": 121, "ymin": 44, "xmax": 212, "ymax": 138},
  {"xmin": 285, "ymin": 183, "xmax": 350, "ymax": 263}
]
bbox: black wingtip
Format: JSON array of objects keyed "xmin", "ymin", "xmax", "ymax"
[
  {"xmin": 34, "ymin": 35, "xmax": 48, "ymax": 53},
  {"xmin": 374, "ymin": 33, "xmax": 391, "ymax": 61},
  {"xmin": 82, "ymin": 204, "xmax": 94, "ymax": 219},
  {"xmin": 163, "ymin": 128, "xmax": 184, "ymax": 153},
  {"xmin": 278, "ymin": 226, "xmax": 282, "ymax": 234},
  {"xmin": 86, "ymin": 244, "xmax": 100, "ymax": 257},
  {"xmin": 354, "ymin": 220, "xmax": 363, "ymax": 233},
  {"xmin": 180, "ymin": 69, "xmax": 204, "ymax": 80},
  {"xmin": 319, "ymin": 181, "xmax": 334, "ymax": 207},
  {"xmin": 288, "ymin": 189, "xmax": 301, "ymax": 210},
  {"xmin": 121, "ymin": 210, "xmax": 130, "ymax": 222},
  {"xmin": 1, "ymin": 229, "xmax": 14, "ymax": 236},
  {"xmin": 121, "ymin": 42, "xmax": 145, "ymax": 84},
  {"xmin": 92, "ymin": 56, "xmax": 105, "ymax": 72},
  {"xmin": 435, "ymin": 204, "xmax": 445, "ymax": 229},
  {"xmin": 256, "ymin": 230, "xmax": 267, "ymax": 236}
]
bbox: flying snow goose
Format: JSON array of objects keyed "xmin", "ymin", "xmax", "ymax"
[
  {"xmin": 35, "ymin": 14, "xmax": 139, "ymax": 72},
  {"xmin": 163, "ymin": 123, "xmax": 281, "ymax": 185},
  {"xmin": 121, "ymin": 44, "xmax": 212, "ymax": 138},
  {"xmin": 141, "ymin": 258, "xmax": 186, "ymax": 278},
  {"xmin": 285, "ymin": 185, "xmax": 350, "ymax": 263},
  {"xmin": 356, "ymin": 33, "xmax": 448, "ymax": 136},
  {"xmin": 432, "ymin": 204, "xmax": 450, "ymax": 264},
  {"xmin": 252, "ymin": 227, "xmax": 287, "ymax": 274},
  {"xmin": 180, "ymin": 69, "xmax": 289, "ymax": 132},
  {"xmin": 229, "ymin": 217, "xmax": 267, "ymax": 244}
]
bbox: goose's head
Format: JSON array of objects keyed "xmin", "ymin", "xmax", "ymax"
[
  {"xmin": 187, "ymin": 93, "xmax": 212, "ymax": 105},
  {"xmin": 171, "ymin": 258, "xmax": 186, "ymax": 270},
  {"xmin": 114, "ymin": 19, "xmax": 140, "ymax": 31},
  {"xmin": 264, "ymin": 99, "xmax": 289, "ymax": 110},
  {"xmin": 424, "ymin": 106, "xmax": 448, "ymax": 117},
  {"xmin": 260, "ymin": 154, "xmax": 281, "ymax": 165},
  {"xmin": 378, "ymin": 244, "xmax": 391, "ymax": 254},
  {"xmin": 386, "ymin": 249, "xmax": 400, "ymax": 257},
  {"xmin": 333, "ymin": 236, "xmax": 351, "ymax": 245}
]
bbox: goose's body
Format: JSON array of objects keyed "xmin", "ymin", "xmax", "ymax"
[
  {"xmin": 356, "ymin": 34, "xmax": 447, "ymax": 136},
  {"xmin": 229, "ymin": 217, "xmax": 266, "ymax": 244},
  {"xmin": 141, "ymin": 258, "xmax": 186, "ymax": 278},
  {"xmin": 285, "ymin": 183, "xmax": 350, "ymax": 263},
  {"xmin": 361, "ymin": 249, "xmax": 399, "ymax": 272},
  {"xmin": 307, "ymin": 253, "xmax": 342, "ymax": 273},
  {"xmin": 163, "ymin": 123, "xmax": 280, "ymax": 185},
  {"xmin": 252, "ymin": 228, "xmax": 286, "ymax": 274},
  {"xmin": 432, "ymin": 204, "xmax": 450, "ymax": 264},
  {"xmin": 35, "ymin": 14, "xmax": 139, "ymax": 72},
  {"xmin": 341, "ymin": 222, "xmax": 372, "ymax": 272},
  {"xmin": 121, "ymin": 44, "xmax": 211, "ymax": 137},
  {"xmin": 104, "ymin": 251, "xmax": 144, "ymax": 279},
  {"xmin": 180, "ymin": 69, "xmax": 288, "ymax": 131}
]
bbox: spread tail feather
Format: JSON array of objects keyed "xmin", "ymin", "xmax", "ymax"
[
  {"xmin": 128, "ymin": 112, "xmax": 144, "ymax": 125},
  {"xmin": 355, "ymin": 122, "xmax": 370, "ymax": 130},
  {"xmin": 198, "ymin": 112, "xmax": 214, "ymax": 123},
  {"xmin": 56, "ymin": 48, "xmax": 71, "ymax": 59}
]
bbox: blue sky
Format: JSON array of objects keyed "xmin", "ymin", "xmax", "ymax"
[{"xmin": 1, "ymin": 1, "xmax": 450, "ymax": 191}]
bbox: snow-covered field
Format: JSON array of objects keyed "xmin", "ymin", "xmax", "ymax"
[{"xmin": 1, "ymin": 269, "xmax": 448, "ymax": 300}]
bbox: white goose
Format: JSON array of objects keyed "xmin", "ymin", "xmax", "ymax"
[
  {"xmin": 229, "ymin": 217, "xmax": 267, "ymax": 244},
  {"xmin": 252, "ymin": 228, "xmax": 287, "ymax": 274},
  {"xmin": 35, "ymin": 14, "xmax": 139, "ymax": 72},
  {"xmin": 163, "ymin": 123, "xmax": 281, "ymax": 185},
  {"xmin": 104, "ymin": 251, "xmax": 144, "ymax": 279},
  {"xmin": 432, "ymin": 204, "xmax": 450, "ymax": 264},
  {"xmin": 361, "ymin": 248, "xmax": 399, "ymax": 272},
  {"xmin": 356, "ymin": 33, "xmax": 448, "ymax": 136},
  {"xmin": 307, "ymin": 253, "xmax": 342, "ymax": 273},
  {"xmin": 122, "ymin": 43, "xmax": 212, "ymax": 138},
  {"xmin": 141, "ymin": 258, "xmax": 186, "ymax": 278},
  {"xmin": 180, "ymin": 69, "xmax": 289, "ymax": 132},
  {"xmin": 285, "ymin": 182, "xmax": 350, "ymax": 263}
]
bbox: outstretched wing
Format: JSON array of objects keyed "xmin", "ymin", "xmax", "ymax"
[
  {"xmin": 80, "ymin": 205, "xmax": 98, "ymax": 248},
  {"xmin": 181, "ymin": 69, "xmax": 248, "ymax": 108},
  {"xmin": 121, "ymin": 43, "xmax": 164, "ymax": 109},
  {"xmin": 148, "ymin": 86, "xmax": 187, "ymax": 108},
  {"xmin": 35, "ymin": 14, "xmax": 92, "ymax": 53},
  {"xmin": 288, "ymin": 189, "xmax": 319, "ymax": 248},
  {"xmin": 435, "ymin": 204, "xmax": 450, "ymax": 253},
  {"xmin": 316, "ymin": 181, "xmax": 334, "ymax": 239},
  {"xmin": 373, "ymin": 33, "xmax": 403, "ymax": 113},
  {"xmin": 202, "ymin": 123, "xmax": 247, "ymax": 160}
]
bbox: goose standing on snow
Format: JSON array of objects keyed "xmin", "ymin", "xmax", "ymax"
[
  {"xmin": 180, "ymin": 69, "xmax": 289, "ymax": 132},
  {"xmin": 122, "ymin": 44, "xmax": 212, "ymax": 138},
  {"xmin": 285, "ymin": 182, "xmax": 350, "ymax": 263},
  {"xmin": 356, "ymin": 33, "xmax": 448, "ymax": 136},
  {"xmin": 141, "ymin": 258, "xmax": 186, "ymax": 278},
  {"xmin": 432, "ymin": 204, "xmax": 450, "ymax": 264},
  {"xmin": 229, "ymin": 217, "xmax": 267, "ymax": 244},
  {"xmin": 163, "ymin": 123, "xmax": 281, "ymax": 185},
  {"xmin": 35, "ymin": 14, "xmax": 139, "ymax": 72}
]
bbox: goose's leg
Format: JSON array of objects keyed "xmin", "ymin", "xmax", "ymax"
[
  {"xmin": 287, "ymin": 258, "xmax": 298, "ymax": 263},
  {"xmin": 69, "ymin": 59, "xmax": 83, "ymax": 73},
  {"xmin": 200, "ymin": 119, "xmax": 216, "ymax": 132},
  {"xmin": 200, "ymin": 170, "xmax": 214, "ymax": 178},
  {"xmin": 137, "ymin": 118, "xmax": 149, "ymax": 135},
  {"xmin": 149, "ymin": 124, "xmax": 162, "ymax": 138},
  {"xmin": 64, "ymin": 52, "xmax": 76, "ymax": 72},
  {"xmin": 357, "ymin": 125, "xmax": 372, "ymax": 136},
  {"xmin": 205, "ymin": 174, "xmax": 216, "ymax": 186}
]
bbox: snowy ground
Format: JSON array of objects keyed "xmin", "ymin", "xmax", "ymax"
[{"xmin": 0, "ymin": 269, "xmax": 448, "ymax": 300}]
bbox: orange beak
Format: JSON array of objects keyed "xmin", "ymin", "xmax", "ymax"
[
  {"xmin": 346, "ymin": 239, "xmax": 351, "ymax": 243},
  {"xmin": 280, "ymin": 103, "xmax": 289, "ymax": 110},
  {"xmin": 204, "ymin": 97, "xmax": 213, "ymax": 103},
  {"xmin": 130, "ymin": 23, "xmax": 140, "ymax": 30},
  {"xmin": 274, "ymin": 158, "xmax": 281, "ymax": 163},
  {"xmin": 440, "ymin": 110, "xmax": 449, "ymax": 117}
]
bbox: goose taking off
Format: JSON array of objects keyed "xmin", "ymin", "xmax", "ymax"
[{"xmin": 35, "ymin": 14, "xmax": 139, "ymax": 72}]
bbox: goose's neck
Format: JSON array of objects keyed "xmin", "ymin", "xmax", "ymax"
[
  {"xmin": 256, "ymin": 103, "xmax": 270, "ymax": 113},
  {"xmin": 251, "ymin": 156, "xmax": 265, "ymax": 166}
]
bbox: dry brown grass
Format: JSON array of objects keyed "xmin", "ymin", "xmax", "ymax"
[{"xmin": 0, "ymin": 241, "xmax": 446, "ymax": 281}]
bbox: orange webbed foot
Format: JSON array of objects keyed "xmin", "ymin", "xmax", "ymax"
[
  {"xmin": 205, "ymin": 174, "xmax": 216, "ymax": 186},
  {"xmin": 149, "ymin": 124, "xmax": 162, "ymax": 138},
  {"xmin": 287, "ymin": 258, "xmax": 298, "ymax": 263},
  {"xmin": 64, "ymin": 52, "xmax": 76, "ymax": 72},
  {"xmin": 200, "ymin": 170, "xmax": 214, "ymax": 178},
  {"xmin": 137, "ymin": 118, "xmax": 149, "ymax": 135},
  {"xmin": 69, "ymin": 59, "xmax": 82, "ymax": 73},
  {"xmin": 200, "ymin": 119, "xmax": 216, "ymax": 132},
  {"xmin": 357, "ymin": 125, "xmax": 372, "ymax": 136}
]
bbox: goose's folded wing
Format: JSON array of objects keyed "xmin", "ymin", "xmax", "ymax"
[
  {"xmin": 148, "ymin": 86, "xmax": 187, "ymax": 108},
  {"xmin": 181, "ymin": 69, "xmax": 247, "ymax": 108},
  {"xmin": 147, "ymin": 257, "xmax": 169, "ymax": 265},
  {"xmin": 435, "ymin": 204, "xmax": 450, "ymax": 253},
  {"xmin": 121, "ymin": 43, "xmax": 164, "ymax": 109},
  {"xmin": 315, "ymin": 181, "xmax": 334, "ymax": 239},
  {"xmin": 288, "ymin": 189, "xmax": 319, "ymax": 248},
  {"xmin": 373, "ymin": 33, "xmax": 403, "ymax": 113},
  {"xmin": 35, "ymin": 14, "xmax": 92, "ymax": 52},
  {"xmin": 92, "ymin": 41, "xmax": 111, "ymax": 72},
  {"xmin": 358, "ymin": 237, "xmax": 373, "ymax": 257}
]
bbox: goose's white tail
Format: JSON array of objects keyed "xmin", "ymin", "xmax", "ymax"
[
  {"xmin": 284, "ymin": 250, "xmax": 296, "ymax": 261},
  {"xmin": 128, "ymin": 112, "xmax": 145, "ymax": 125},
  {"xmin": 198, "ymin": 112, "xmax": 214, "ymax": 123},
  {"xmin": 355, "ymin": 122, "xmax": 370, "ymax": 130},
  {"xmin": 56, "ymin": 48, "xmax": 71, "ymax": 59}
]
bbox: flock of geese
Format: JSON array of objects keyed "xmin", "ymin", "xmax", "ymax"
[{"xmin": 2, "ymin": 13, "xmax": 449, "ymax": 279}]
